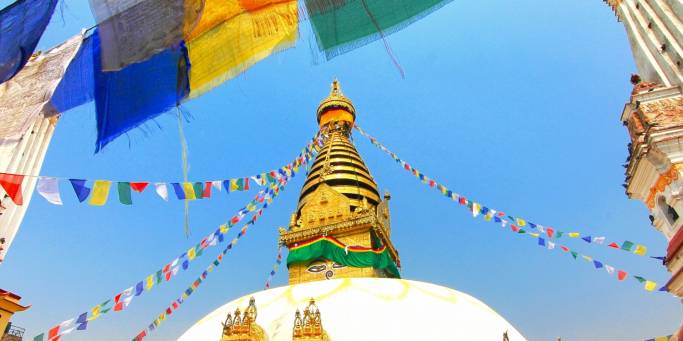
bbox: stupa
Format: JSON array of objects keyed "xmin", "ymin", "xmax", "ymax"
[{"xmin": 179, "ymin": 81, "xmax": 526, "ymax": 341}]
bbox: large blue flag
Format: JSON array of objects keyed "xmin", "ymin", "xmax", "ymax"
[{"xmin": 0, "ymin": 0, "xmax": 58, "ymax": 84}]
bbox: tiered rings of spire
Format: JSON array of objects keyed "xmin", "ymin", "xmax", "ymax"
[{"xmin": 297, "ymin": 80, "xmax": 381, "ymax": 213}]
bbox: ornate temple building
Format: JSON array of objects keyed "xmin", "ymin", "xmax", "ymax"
[
  {"xmin": 604, "ymin": 0, "xmax": 683, "ymax": 299},
  {"xmin": 178, "ymin": 81, "xmax": 526, "ymax": 340}
]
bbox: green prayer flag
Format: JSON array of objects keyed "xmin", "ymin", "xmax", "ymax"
[
  {"xmin": 570, "ymin": 251, "xmax": 578, "ymax": 259},
  {"xmin": 634, "ymin": 275, "xmax": 646, "ymax": 283},
  {"xmin": 156, "ymin": 270, "xmax": 163, "ymax": 284},
  {"xmin": 34, "ymin": 334, "xmax": 44, "ymax": 341},
  {"xmin": 118, "ymin": 182, "xmax": 132, "ymax": 205},
  {"xmin": 556, "ymin": 231, "xmax": 564, "ymax": 238},
  {"xmin": 518, "ymin": 229, "xmax": 526, "ymax": 234},
  {"xmin": 621, "ymin": 240, "xmax": 634, "ymax": 251},
  {"xmin": 193, "ymin": 182, "xmax": 204, "ymax": 199}
]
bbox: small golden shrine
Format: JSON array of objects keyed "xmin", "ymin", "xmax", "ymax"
[
  {"xmin": 280, "ymin": 80, "xmax": 400, "ymax": 285},
  {"xmin": 220, "ymin": 297, "xmax": 265, "ymax": 341},
  {"xmin": 292, "ymin": 299, "xmax": 328, "ymax": 341}
]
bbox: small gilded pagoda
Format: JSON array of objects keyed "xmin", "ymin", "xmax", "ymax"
[{"xmin": 179, "ymin": 81, "xmax": 527, "ymax": 341}]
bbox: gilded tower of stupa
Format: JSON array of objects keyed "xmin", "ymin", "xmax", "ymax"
[
  {"xmin": 179, "ymin": 81, "xmax": 526, "ymax": 341},
  {"xmin": 280, "ymin": 80, "xmax": 400, "ymax": 284}
]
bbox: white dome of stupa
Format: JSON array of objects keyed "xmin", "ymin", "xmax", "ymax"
[{"xmin": 179, "ymin": 277, "xmax": 526, "ymax": 341}]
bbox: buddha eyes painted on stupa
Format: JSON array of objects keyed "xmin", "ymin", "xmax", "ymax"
[{"xmin": 306, "ymin": 259, "xmax": 346, "ymax": 278}]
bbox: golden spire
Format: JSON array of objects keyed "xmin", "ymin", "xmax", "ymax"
[
  {"xmin": 298, "ymin": 80, "xmax": 380, "ymax": 212},
  {"xmin": 281, "ymin": 80, "xmax": 399, "ymax": 285}
]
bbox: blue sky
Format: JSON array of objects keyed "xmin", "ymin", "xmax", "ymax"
[{"xmin": 2, "ymin": 0, "xmax": 682, "ymax": 340}]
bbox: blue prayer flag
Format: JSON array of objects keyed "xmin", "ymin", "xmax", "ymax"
[
  {"xmin": 93, "ymin": 30, "xmax": 190, "ymax": 152},
  {"xmin": 69, "ymin": 179, "xmax": 91, "ymax": 202},
  {"xmin": 52, "ymin": 34, "xmax": 96, "ymax": 112},
  {"xmin": 171, "ymin": 183, "xmax": 185, "ymax": 200},
  {"xmin": 0, "ymin": 0, "xmax": 58, "ymax": 84}
]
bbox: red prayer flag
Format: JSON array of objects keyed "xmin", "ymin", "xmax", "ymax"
[
  {"xmin": 0, "ymin": 173, "xmax": 24, "ymax": 205},
  {"xmin": 203, "ymin": 181, "xmax": 211, "ymax": 198},
  {"xmin": 130, "ymin": 182, "xmax": 149, "ymax": 193},
  {"xmin": 429, "ymin": 179, "xmax": 436, "ymax": 188},
  {"xmin": 136, "ymin": 330, "xmax": 147, "ymax": 341},
  {"xmin": 165, "ymin": 272, "xmax": 172, "ymax": 281},
  {"xmin": 48, "ymin": 325, "xmax": 60, "ymax": 340},
  {"xmin": 510, "ymin": 225, "xmax": 519, "ymax": 232},
  {"xmin": 458, "ymin": 197, "xmax": 466, "ymax": 205},
  {"xmin": 172, "ymin": 301, "xmax": 179, "ymax": 310},
  {"xmin": 560, "ymin": 246, "xmax": 569, "ymax": 252},
  {"xmin": 608, "ymin": 242, "xmax": 620, "ymax": 249},
  {"xmin": 546, "ymin": 227, "xmax": 555, "ymax": 238},
  {"xmin": 114, "ymin": 302, "xmax": 124, "ymax": 312},
  {"xmin": 617, "ymin": 270, "xmax": 627, "ymax": 281},
  {"xmin": 165, "ymin": 307, "xmax": 172, "ymax": 315},
  {"xmin": 244, "ymin": 178, "xmax": 250, "ymax": 190}
]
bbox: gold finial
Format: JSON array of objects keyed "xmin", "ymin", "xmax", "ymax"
[
  {"xmin": 331, "ymin": 79, "xmax": 341, "ymax": 96},
  {"xmin": 292, "ymin": 298, "xmax": 328, "ymax": 340},
  {"xmin": 317, "ymin": 79, "xmax": 355, "ymax": 124},
  {"xmin": 221, "ymin": 299, "xmax": 266, "ymax": 340}
]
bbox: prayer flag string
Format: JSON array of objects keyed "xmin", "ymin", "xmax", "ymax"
[
  {"xmin": 353, "ymin": 124, "xmax": 658, "ymax": 260},
  {"xmin": 132, "ymin": 176, "xmax": 293, "ymax": 341},
  {"xmin": 264, "ymin": 244, "xmax": 283, "ymax": 289},
  {"xmin": 1, "ymin": 151, "xmax": 317, "ymax": 207},
  {"xmin": 353, "ymin": 125, "xmax": 666, "ymax": 293},
  {"xmin": 32, "ymin": 136, "xmax": 322, "ymax": 341}
]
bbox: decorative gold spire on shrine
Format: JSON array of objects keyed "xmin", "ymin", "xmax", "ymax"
[
  {"xmin": 281, "ymin": 80, "xmax": 399, "ymax": 285},
  {"xmin": 292, "ymin": 299, "xmax": 329, "ymax": 341},
  {"xmin": 221, "ymin": 297, "xmax": 265, "ymax": 341},
  {"xmin": 298, "ymin": 80, "xmax": 380, "ymax": 212}
]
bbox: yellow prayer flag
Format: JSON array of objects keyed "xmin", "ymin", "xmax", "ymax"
[
  {"xmin": 88, "ymin": 180, "xmax": 112, "ymax": 206},
  {"xmin": 187, "ymin": 0, "xmax": 298, "ymax": 98},
  {"xmin": 472, "ymin": 203, "xmax": 481, "ymax": 217},
  {"xmin": 146, "ymin": 275, "xmax": 154, "ymax": 290},
  {"xmin": 182, "ymin": 182, "xmax": 196, "ymax": 200},
  {"xmin": 516, "ymin": 218, "xmax": 526, "ymax": 227},
  {"xmin": 88, "ymin": 306, "xmax": 101, "ymax": 321},
  {"xmin": 644, "ymin": 280, "xmax": 657, "ymax": 291},
  {"xmin": 188, "ymin": 247, "xmax": 196, "ymax": 261},
  {"xmin": 530, "ymin": 233, "xmax": 540, "ymax": 237},
  {"xmin": 581, "ymin": 255, "xmax": 593, "ymax": 262},
  {"xmin": 568, "ymin": 232, "xmax": 580, "ymax": 238},
  {"xmin": 634, "ymin": 244, "xmax": 647, "ymax": 256},
  {"xmin": 220, "ymin": 224, "xmax": 228, "ymax": 234},
  {"xmin": 159, "ymin": 313, "xmax": 166, "ymax": 321}
]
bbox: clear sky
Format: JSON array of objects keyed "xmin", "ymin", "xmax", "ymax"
[{"xmin": 2, "ymin": 1, "xmax": 682, "ymax": 340}]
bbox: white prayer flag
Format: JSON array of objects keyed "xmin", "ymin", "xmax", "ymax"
[
  {"xmin": 605, "ymin": 265, "xmax": 615, "ymax": 274},
  {"xmin": 211, "ymin": 180, "xmax": 222, "ymax": 191},
  {"xmin": 154, "ymin": 182, "xmax": 168, "ymax": 201},
  {"xmin": 37, "ymin": 177, "xmax": 63, "ymax": 205},
  {"xmin": 593, "ymin": 236, "xmax": 606, "ymax": 244}
]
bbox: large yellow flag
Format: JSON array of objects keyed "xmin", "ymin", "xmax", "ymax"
[
  {"xmin": 89, "ymin": 180, "xmax": 112, "ymax": 206},
  {"xmin": 644, "ymin": 280, "xmax": 657, "ymax": 292},
  {"xmin": 186, "ymin": 0, "xmax": 298, "ymax": 98}
]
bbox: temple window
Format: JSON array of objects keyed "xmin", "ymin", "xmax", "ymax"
[{"xmin": 657, "ymin": 196, "xmax": 680, "ymax": 233}]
